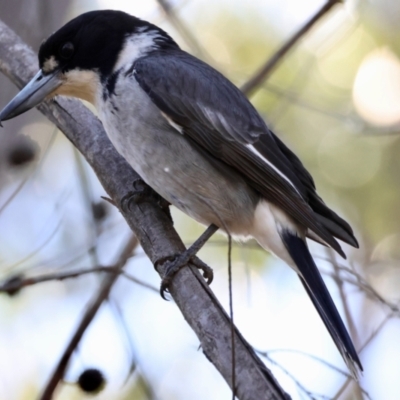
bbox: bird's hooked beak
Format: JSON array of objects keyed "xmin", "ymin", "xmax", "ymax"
[{"xmin": 0, "ymin": 69, "xmax": 62, "ymax": 123}]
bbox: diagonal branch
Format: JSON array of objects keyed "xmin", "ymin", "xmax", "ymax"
[
  {"xmin": 0, "ymin": 19, "xmax": 289, "ymax": 400},
  {"xmin": 39, "ymin": 234, "xmax": 138, "ymax": 400},
  {"xmin": 241, "ymin": 0, "xmax": 343, "ymax": 96}
]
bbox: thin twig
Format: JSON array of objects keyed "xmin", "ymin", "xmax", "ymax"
[
  {"xmin": 262, "ymin": 349, "xmax": 372, "ymax": 400},
  {"xmin": 332, "ymin": 314, "xmax": 392, "ymax": 400},
  {"xmin": 241, "ymin": 0, "xmax": 343, "ymax": 96},
  {"xmin": 259, "ymin": 351, "xmax": 325, "ymax": 400},
  {"xmin": 39, "ymin": 234, "xmax": 138, "ymax": 400},
  {"xmin": 0, "ymin": 265, "xmax": 159, "ymax": 294},
  {"xmin": 120, "ymin": 273, "xmax": 159, "ymax": 293},
  {"xmin": 0, "ymin": 266, "xmax": 109, "ymax": 291},
  {"xmin": 317, "ymin": 258, "xmax": 400, "ymax": 315}
]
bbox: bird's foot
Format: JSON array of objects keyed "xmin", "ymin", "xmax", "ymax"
[
  {"xmin": 120, "ymin": 178, "xmax": 172, "ymax": 221},
  {"xmin": 157, "ymin": 224, "xmax": 219, "ymax": 299},
  {"xmin": 158, "ymin": 254, "xmax": 213, "ymax": 299},
  {"xmin": 120, "ymin": 178, "xmax": 152, "ymax": 210}
]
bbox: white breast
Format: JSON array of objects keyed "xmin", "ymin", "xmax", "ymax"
[{"xmin": 98, "ymin": 73, "xmax": 164, "ymax": 177}]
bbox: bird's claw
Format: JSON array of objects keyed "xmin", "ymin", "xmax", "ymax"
[
  {"xmin": 192, "ymin": 257, "xmax": 213, "ymax": 284},
  {"xmin": 120, "ymin": 179, "xmax": 151, "ymax": 211},
  {"xmin": 158, "ymin": 254, "xmax": 213, "ymax": 300},
  {"xmin": 120, "ymin": 179, "xmax": 171, "ymax": 221}
]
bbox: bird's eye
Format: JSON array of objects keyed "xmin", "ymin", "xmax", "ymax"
[{"xmin": 59, "ymin": 42, "xmax": 74, "ymax": 59}]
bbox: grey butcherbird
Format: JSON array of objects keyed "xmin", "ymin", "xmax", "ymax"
[{"xmin": 0, "ymin": 10, "xmax": 362, "ymax": 376}]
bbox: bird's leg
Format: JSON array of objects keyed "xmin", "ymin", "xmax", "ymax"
[
  {"xmin": 120, "ymin": 178, "xmax": 172, "ymax": 222},
  {"xmin": 157, "ymin": 224, "xmax": 219, "ymax": 299},
  {"xmin": 121, "ymin": 180, "xmax": 217, "ymax": 297}
]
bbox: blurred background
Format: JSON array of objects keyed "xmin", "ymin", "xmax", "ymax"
[{"xmin": 0, "ymin": 0, "xmax": 399, "ymax": 399}]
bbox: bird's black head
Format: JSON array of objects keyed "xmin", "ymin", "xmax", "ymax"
[
  {"xmin": 0, "ymin": 10, "xmax": 178, "ymax": 121},
  {"xmin": 39, "ymin": 10, "xmax": 176, "ymax": 79}
]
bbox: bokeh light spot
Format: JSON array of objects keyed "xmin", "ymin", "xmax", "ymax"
[{"xmin": 353, "ymin": 48, "xmax": 400, "ymax": 127}]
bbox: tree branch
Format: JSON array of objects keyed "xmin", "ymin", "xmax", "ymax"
[
  {"xmin": 0, "ymin": 19, "xmax": 289, "ymax": 400},
  {"xmin": 0, "ymin": 265, "xmax": 159, "ymax": 294},
  {"xmin": 241, "ymin": 0, "xmax": 343, "ymax": 96},
  {"xmin": 40, "ymin": 234, "xmax": 138, "ymax": 400}
]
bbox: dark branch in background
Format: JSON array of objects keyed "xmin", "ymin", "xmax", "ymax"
[
  {"xmin": 241, "ymin": 0, "xmax": 343, "ymax": 96},
  {"xmin": 0, "ymin": 20, "xmax": 289, "ymax": 400},
  {"xmin": 0, "ymin": 265, "xmax": 159, "ymax": 295},
  {"xmin": 40, "ymin": 234, "xmax": 138, "ymax": 400}
]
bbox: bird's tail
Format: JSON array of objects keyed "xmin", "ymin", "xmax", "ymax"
[{"xmin": 280, "ymin": 231, "xmax": 363, "ymax": 378}]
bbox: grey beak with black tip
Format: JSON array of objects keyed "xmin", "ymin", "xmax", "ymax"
[{"xmin": 0, "ymin": 70, "xmax": 62, "ymax": 124}]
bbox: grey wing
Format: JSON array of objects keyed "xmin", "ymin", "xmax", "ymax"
[{"xmin": 133, "ymin": 50, "xmax": 356, "ymax": 256}]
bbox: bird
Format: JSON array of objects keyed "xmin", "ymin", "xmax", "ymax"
[{"xmin": 0, "ymin": 9, "xmax": 362, "ymax": 376}]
